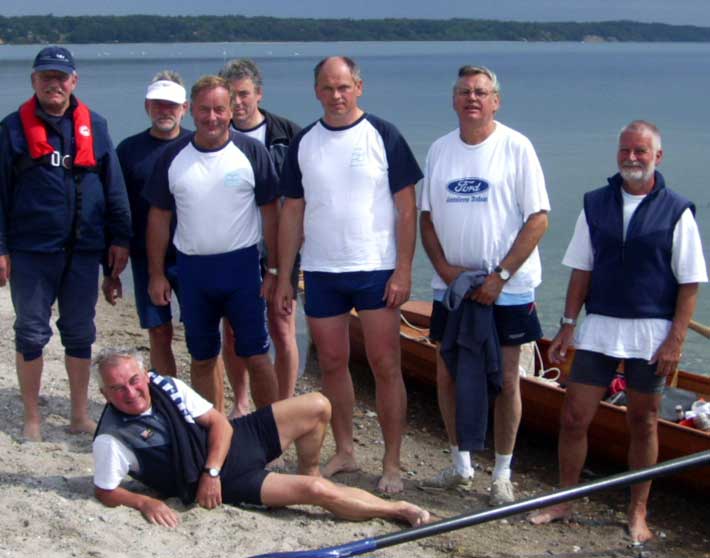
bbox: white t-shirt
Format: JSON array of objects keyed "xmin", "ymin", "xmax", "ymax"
[
  {"xmin": 92, "ymin": 377, "xmax": 213, "ymax": 491},
  {"xmin": 418, "ymin": 122, "xmax": 550, "ymax": 293},
  {"xmin": 232, "ymin": 120, "xmax": 267, "ymax": 145},
  {"xmin": 281, "ymin": 113, "xmax": 422, "ymax": 272},
  {"xmin": 563, "ymin": 200, "xmax": 708, "ymax": 360},
  {"xmin": 144, "ymin": 133, "xmax": 278, "ymax": 256}
]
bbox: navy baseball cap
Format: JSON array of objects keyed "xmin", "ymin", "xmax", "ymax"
[{"xmin": 32, "ymin": 46, "xmax": 76, "ymax": 74}]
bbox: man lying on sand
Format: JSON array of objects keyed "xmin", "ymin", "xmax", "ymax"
[{"xmin": 91, "ymin": 348, "xmax": 431, "ymax": 527}]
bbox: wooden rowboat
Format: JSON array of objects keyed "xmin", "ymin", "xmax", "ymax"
[{"xmin": 348, "ymin": 300, "xmax": 710, "ymax": 492}]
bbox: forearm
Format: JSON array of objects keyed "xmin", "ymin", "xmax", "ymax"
[
  {"xmin": 499, "ymin": 211, "xmax": 548, "ymax": 274},
  {"xmin": 277, "ymin": 198, "xmax": 304, "ymax": 277},
  {"xmin": 146, "ymin": 207, "xmax": 172, "ymax": 277},
  {"xmin": 197, "ymin": 409, "xmax": 234, "ymax": 471},
  {"xmin": 95, "ymin": 485, "xmax": 157, "ymax": 512},
  {"xmin": 562, "ymin": 269, "xmax": 592, "ymax": 320},
  {"xmin": 394, "ymin": 187, "xmax": 416, "ymax": 273},
  {"xmin": 260, "ymin": 200, "xmax": 279, "ymax": 269},
  {"xmin": 420, "ymin": 211, "xmax": 462, "ymax": 283},
  {"xmin": 667, "ymin": 283, "xmax": 699, "ymax": 345}
]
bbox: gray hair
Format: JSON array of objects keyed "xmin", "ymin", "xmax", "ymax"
[
  {"xmin": 92, "ymin": 348, "xmax": 145, "ymax": 388},
  {"xmin": 619, "ymin": 120, "xmax": 662, "ymax": 151},
  {"xmin": 151, "ymin": 69, "xmax": 184, "ymax": 87},
  {"xmin": 218, "ymin": 59, "xmax": 263, "ymax": 90},
  {"xmin": 454, "ymin": 65, "xmax": 501, "ymax": 95},
  {"xmin": 313, "ymin": 56, "xmax": 361, "ymax": 86}
]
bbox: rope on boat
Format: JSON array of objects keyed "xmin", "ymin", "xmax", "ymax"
[{"xmin": 399, "ymin": 313, "xmax": 436, "ymax": 346}]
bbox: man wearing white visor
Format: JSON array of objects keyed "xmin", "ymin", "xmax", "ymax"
[{"xmin": 106, "ymin": 72, "xmax": 190, "ymax": 379}]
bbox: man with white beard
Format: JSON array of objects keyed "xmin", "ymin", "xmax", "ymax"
[{"xmin": 529, "ymin": 120, "xmax": 707, "ymax": 543}]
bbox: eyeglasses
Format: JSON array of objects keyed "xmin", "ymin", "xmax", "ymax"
[{"xmin": 455, "ymin": 88, "xmax": 495, "ymax": 99}]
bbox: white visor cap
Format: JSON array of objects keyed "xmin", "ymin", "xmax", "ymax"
[{"xmin": 145, "ymin": 80, "xmax": 187, "ymax": 104}]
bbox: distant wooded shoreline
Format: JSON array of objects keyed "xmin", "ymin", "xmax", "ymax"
[{"xmin": 2, "ymin": 15, "xmax": 710, "ymax": 45}]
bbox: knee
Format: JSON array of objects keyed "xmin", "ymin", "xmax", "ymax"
[
  {"xmin": 309, "ymin": 392, "xmax": 332, "ymax": 423},
  {"xmin": 149, "ymin": 322, "xmax": 173, "ymax": 345},
  {"xmin": 498, "ymin": 373, "xmax": 520, "ymax": 397},
  {"xmin": 305, "ymin": 477, "xmax": 337, "ymax": 504},
  {"xmin": 317, "ymin": 347, "xmax": 349, "ymax": 373},
  {"xmin": 627, "ymin": 408, "xmax": 658, "ymax": 437},
  {"xmin": 560, "ymin": 404, "xmax": 592, "ymax": 436}
]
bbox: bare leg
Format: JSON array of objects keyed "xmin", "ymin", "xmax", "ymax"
[
  {"xmin": 529, "ymin": 382, "xmax": 606, "ymax": 524},
  {"xmin": 65, "ymin": 355, "xmax": 96, "ymax": 434},
  {"xmin": 493, "ymin": 345, "xmax": 522, "ymax": 456},
  {"xmin": 190, "ymin": 356, "xmax": 225, "ymax": 413},
  {"xmin": 244, "ymin": 353, "xmax": 278, "ymax": 410},
  {"xmin": 625, "ymin": 389, "xmax": 661, "ymax": 543},
  {"xmin": 435, "ymin": 348, "xmax": 458, "ymax": 446},
  {"xmin": 222, "ymin": 321, "xmax": 251, "ymax": 418},
  {"xmin": 147, "ymin": 322, "xmax": 177, "ymax": 377},
  {"xmin": 272, "ymin": 392, "xmax": 332, "ymax": 476},
  {"xmin": 360, "ymin": 307, "xmax": 407, "ymax": 494},
  {"xmin": 16, "ymin": 352, "xmax": 43, "ymax": 441},
  {"xmin": 309, "ymin": 313, "xmax": 360, "ymax": 477},
  {"xmin": 261, "ymin": 474, "xmax": 430, "ymax": 526},
  {"xmin": 268, "ymin": 300, "xmax": 299, "ymax": 400}
]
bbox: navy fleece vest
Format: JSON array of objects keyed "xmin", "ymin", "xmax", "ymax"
[{"xmin": 584, "ymin": 171, "xmax": 693, "ymax": 320}]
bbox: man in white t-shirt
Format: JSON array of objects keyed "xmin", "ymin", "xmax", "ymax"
[
  {"xmin": 529, "ymin": 121, "xmax": 707, "ymax": 543},
  {"xmin": 144, "ymin": 76, "xmax": 280, "ymax": 414},
  {"xmin": 418, "ymin": 65, "xmax": 550, "ymax": 505},
  {"xmin": 274, "ymin": 56, "xmax": 422, "ymax": 494}
]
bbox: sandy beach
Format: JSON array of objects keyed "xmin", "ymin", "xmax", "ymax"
[{"xmin": 0, "ymin": 286, "xmax": 708, "ymax": 558}]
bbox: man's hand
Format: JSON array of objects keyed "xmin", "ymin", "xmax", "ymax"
[
  {"xmin": 196, "ymin": 474, "xmax": 222, "ymax": 510},
  {"xmin": 650, "ymin": 335, "xmax": 683, "ymax": 377},
  {"xmin": 273, "ymin": 278, "xmax": 295, "ymax": 316},
  {"xmin": 148, "ymin": 274, "xmax": 172, "ymax": 306},
  {"xmin": 101, "ymin": 276, "xmax": 123, "ymax": 305},
  {"xmin": 383, "ymin": 267, "xmax": 411, "ymax": 308},
  {"xmin": 0, "ymin": 254, "xmax": 10, "ymax": 287},
  {"xmin": 439, "ymin": 263, "xmax": 467, "ymax": 287},
  {"xmin": 470, "ymin": 272, "xmax": 505, "ymax": 305},
  {"xmin": 137, "ymin": 497, "xmax": 180, "ymax": 528},
  {"xmin": 261, "ymin": 272, "xmax": 276, "ymax": 302},
  {"xmin": 548, "ymin": 325, "xmax": 576, "ymax": 365},
  {"xmin": 107, "ymin": 245, "xmax": 129, "ymax": 278}
]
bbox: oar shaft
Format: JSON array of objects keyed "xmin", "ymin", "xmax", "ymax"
[
  {"xmin": 689, "ymin": 319, "xmax": 710, "ymax": 339},
  {"xmin": 374, "ymin": 450, "xmax": 710, "ymax": 550}
]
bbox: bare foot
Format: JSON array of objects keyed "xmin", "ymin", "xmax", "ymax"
[
  {"xmin": 68, "ymin": 418, "xmax": 97, "ymax": 435},
  {"xmin": 22, "ymin": 420, "xmax": 42, "ymax": 442},
  {"xmin": 628, "ymin": 509, "xmax": 654, "ymax": 544},
  {"xmin": 377, "ymin": 470, "xmax": 404, "ymax": 494},
  {"xmin": 528, "ymin": 503, "xmax": 572, "ymax": 525},
  {"xmin": 321, "ymin": 453, "xmax": 359, "ymax": 478},
  {"xmin": 397, "ymin": 502, "xmax": 431, "ymax": 527}
]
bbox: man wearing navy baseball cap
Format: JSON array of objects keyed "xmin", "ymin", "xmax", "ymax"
[{"xmin": 0, "ymin": 46, "xmax": 131, "ymax": 441}]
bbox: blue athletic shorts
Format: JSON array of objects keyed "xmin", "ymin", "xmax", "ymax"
[
  {"xmin": 303, "ymin": 269, "xmax": 393, "ymax": 318},
  {"xmin": 130, "ymin": 254, "xmax": 181, "ymax": 330},
  {"xmin": 429, "ymin": 300, "xmax": 542, "ymax": 346},
  {"xmin": 570, "ymin": 349, "xmax": 666, "ymax": 394},
  {"xmin": 177, "ymin": 245, "xmax": 269, "ymax": 360},
  {"xmin": 221, "ymin": 405, "xmax": 282, "ymax": 506},
  {"xmin": 10, "ymin": 250, "xmax": 99, "ymax": 360}
]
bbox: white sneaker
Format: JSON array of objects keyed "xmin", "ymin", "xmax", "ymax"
[
  {"xmin": 419, "ymin": 466, "xmax": 473, "ymax": 491},
  {"xmin": 489, "ymin": 478, "xmax": 515, "ymax": 506}
]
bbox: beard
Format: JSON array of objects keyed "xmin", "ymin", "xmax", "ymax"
[{"xmin": 620, "ymin": 163, "xmax": 654, "ymax": 183}]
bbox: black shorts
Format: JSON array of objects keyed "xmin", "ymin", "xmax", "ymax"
[
  {"xmin": 221, "ymin": 405, "xmax": 282, "ymax": 506},
  {"xmin": 429, "ymin": 300, "xmax": 543, "ymax": 346},
  {"xmin": 570, "ymin": 349, "xmax": 666, "ymax": 394}
]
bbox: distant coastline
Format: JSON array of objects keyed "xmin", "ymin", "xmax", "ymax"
[{"xmin": 2, "ymin": 15, "xmax": 710, "ymax": 44}]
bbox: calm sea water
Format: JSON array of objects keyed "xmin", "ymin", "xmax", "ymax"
[{"xmin": 1, "ymin": 41, "xmax": 709, "ymax": 372}]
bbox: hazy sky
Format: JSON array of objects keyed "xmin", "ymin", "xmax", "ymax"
[{"xmin": 6, "ymin": 0, "xmax": 710, "ymax": 27}]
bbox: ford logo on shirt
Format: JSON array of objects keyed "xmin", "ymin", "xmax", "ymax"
[{"xmin": 447, "ymin": 178, "xmax": 489, "ymax": 195}]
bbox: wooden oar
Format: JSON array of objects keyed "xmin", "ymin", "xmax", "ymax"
[{"xmin": 689, "ymin": 320, "xmax": 710, "ymax": 339}]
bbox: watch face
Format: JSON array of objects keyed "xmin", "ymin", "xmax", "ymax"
[{"xmin": 209, "ymin": 468, "xmax": 219, "ymax": 477}]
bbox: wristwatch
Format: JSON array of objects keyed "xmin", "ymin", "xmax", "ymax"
[
  {"xmin": 266, "ymin": 267, "xmax": 279, "ymax": 276},
  {"xmin": 203, "ymin": 466, "xmax": 220, "ymax": 478},
  {"xmin": 494, "ymin": 265, "xmax": 511, "ymax": 281},
  {"xmin": 559, "ymin": 316, "xmax": 577, "ymax": 327}
]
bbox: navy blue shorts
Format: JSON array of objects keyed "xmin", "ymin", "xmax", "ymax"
[
  {"xmin": 221, "ymin": 405, "xmax": 282, "ymax": 506},
  {"xmin": 177, "ymin": 245, "xmax": 269, "ymax": 360},
  {"xmin": 429, "ymin": 300, "xmax": 542, "ymax": 346},
  {"xmin": 570, "ymin": 349, "xmax": 666, "ymax": 394},
  {"xmin": 9, "ymin": 251, "xmax": 100, "ymax": 360},
  {"xmin": 130, "ymin": 254, "xmax": 181, "ymax": 330},
  {"xmin": 303, "ymin": 269, "xmax": 392, "ymax": 318}
]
